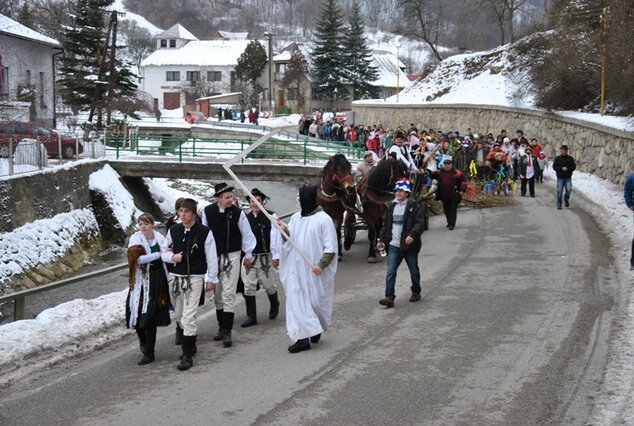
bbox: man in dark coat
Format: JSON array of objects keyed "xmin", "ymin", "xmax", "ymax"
[
  {"xmin": 552, "ymin": 144, "xmax": 577, "ymax": 209},
  {"xmin": 431, "ymin": 159, "xmax": 468, "ymax": 230}
]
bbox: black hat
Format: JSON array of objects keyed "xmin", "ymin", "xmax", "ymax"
[
  {"xmin": 180, "ymin": 198, "xmax": 198, "ymax": 213},
  {"xmin": 213, "ymin": 182, "xmax": 234, "ymax": 197},
  {"xmin": 394, "ymin": 130, "xmax": 405, "ymax": 139},
  {"xmin": 560, "ymin": 144, "xmax": 569, "ymax": 150},
  {"xmin": 246, "ymin": 188, "xmax": 268, "ymax": 202}
]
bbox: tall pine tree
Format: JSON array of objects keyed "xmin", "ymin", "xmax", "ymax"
[
  {"xmin": 310, "ymin": 0, "xmax": 349, "ymax": 108},
  {"xmin": 59, "ymin": 0, "xmax": 137, "ymax": 126},
  {"xmin": 343, "ymin": 1, "xmax": 379, "ymax": 100}
]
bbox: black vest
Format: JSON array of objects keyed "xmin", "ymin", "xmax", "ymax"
[
  {"xmin": 204, "ymin": 203, "xmax": 242, "ymax": 254},
  {"xmin": 169, "ymin": 223, "xmax": 210, "ymax": 275},
  {"xmin": 247, "ymin": 210, "xmax": 274, "ymax": 254}
]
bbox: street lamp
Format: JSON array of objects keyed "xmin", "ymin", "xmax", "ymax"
[{"xmin": 263, "ymin": 31, "xmax": 275, "ymax": 113}]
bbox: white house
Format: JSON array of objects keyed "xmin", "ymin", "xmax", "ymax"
[
  {"xmin": 0, "ymin": 14, "xmax": 61, "ymax": 126},
  {"xmin": 140, "ymin": 24, "xmax": 258, "ymax": 111}
]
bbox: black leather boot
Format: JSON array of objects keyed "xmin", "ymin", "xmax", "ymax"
[
  {"xmin": 138, "ymin": 326, "xmax": 156, "ymax": 365},
  {"xmin": 267, "ymin": 292, "xmax": 280, "ymax": 319},
  {"xmin": 175, "ymin": 323, "xmax": 183, "ymax": 346},
  {"xmin": 222, "ymin": 312, "xmax": 234, "ymax": 348},
  {"xmin": 213, "ymin": 309, "xmax": 224, "ymax": 341},
  {"xmin": 177, "ymin": 335, "xmax": 195, "ymax": 371},
  {"xmin": 241, "ymin": 295, "xmax": 257, "ymax": 327},
  {"xmin": 136, "ymin": 327, "xmax": 146, "ymax": 354}
]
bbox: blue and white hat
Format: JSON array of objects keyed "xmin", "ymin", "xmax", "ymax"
[{"xmin": 393, "ymin": 178, "xmax": 411, "ymax": 193}]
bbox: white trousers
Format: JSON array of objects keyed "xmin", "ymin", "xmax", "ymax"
[
  {"xmin": 169, "ymin": 274, "xmax": 204, "ymax": 336},
  {"xmin": 240, "ymin": 253, "xmax": 278, "ymax": 296},
  {"xmin": 214, "ymin": 251, "xmax": 241, "ymax": 313}
]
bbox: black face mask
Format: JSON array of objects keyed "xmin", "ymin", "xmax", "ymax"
[{"xmin": 299, "ymin": 185, "xmax": 318, "ymax": 216}]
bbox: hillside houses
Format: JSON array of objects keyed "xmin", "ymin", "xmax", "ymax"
[
  {"xmin": 0, "ymin": 14, "xmax": 61, "ymax": 126},
  {"xmin": 139, "ymin": 23, "xmax": 410, "ymax": 115}
]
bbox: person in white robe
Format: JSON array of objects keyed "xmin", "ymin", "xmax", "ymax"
[{"xmin": 277, "ymin": 185, "xmax": 338, "ymax": 353}]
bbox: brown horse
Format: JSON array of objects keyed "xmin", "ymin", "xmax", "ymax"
[
  {"xmin": 351, "ymin": 157, "xmax": 408, "ymax": 263},
  {"xmin": 317, "ymin": 153, "xmax": 356, "ymax": 260}
]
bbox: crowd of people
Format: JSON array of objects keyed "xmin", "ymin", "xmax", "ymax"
[
  {"xmin": 124, "ymin": 118, "xmax": 592, "ymax": 369},
  {"xmin": 127, "ymin": 184, "xmax": 336, "ymax": 369}
]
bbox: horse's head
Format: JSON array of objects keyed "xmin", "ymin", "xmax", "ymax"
[
  {"xmin": 322, "ymin": 154, "xmax": 355, "ymax": 199},
  {"xmin": 365, "ymin": 157, "xmax": 409, "ymax": 201}
]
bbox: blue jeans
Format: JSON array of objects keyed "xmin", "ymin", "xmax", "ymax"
[
  {"xmin": 384, "ymin": 245, "xmax": 421, "ymax": 298},
  {"xmin": 556, "ymin": 177, "xmax": 572, "ymax": 207}
]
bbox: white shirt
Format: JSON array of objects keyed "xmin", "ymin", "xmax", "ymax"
[
  {"xmin": 387, "ymin": 143, "xmax": 417, "ymax": 171},
  {"xmin": 201, "ymin": 206, "xmax": 257, "ymax": 259},
  {"xmin": 160, "ymin": 225, "xmax": 219, "ymax": 283}
]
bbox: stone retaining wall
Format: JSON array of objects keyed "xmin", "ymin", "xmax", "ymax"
[
  {"xmin": 0, "ymin": 160, "xmax": 107, "ymax": 233},
  {"xmin": 354, "ymin": 103, "xmax": 634, "ymax": 185}
]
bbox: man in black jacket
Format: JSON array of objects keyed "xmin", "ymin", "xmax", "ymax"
[
  {"xmin": 431, "ymin": 159, "xmax": 468, "ymax": 230},
  {"xmin": 552, "ymin": 144, "xmax": 577, "ymax": 209},
  {"xmin": 377, "ymin": 178, "xmax": 426, "ymax": 308},
  {"xmin": 202, "ymin": 183, "xmax": 256, "ymax": 348},
  {"xmin": 161, "ymin": 198, "xmax": 218, "ymax": 370}
]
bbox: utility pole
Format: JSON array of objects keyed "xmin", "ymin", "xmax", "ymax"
[
  {"xmin": 599, "ymin": 6, "xmax": 609, "ymax": 116},
  {"xmin": 105, "ymin": 10, "xmax": 125, "ymax": 125},
  {"xmin": 264, "ymin": 31, "xmax": 275, "ymax": 113}
]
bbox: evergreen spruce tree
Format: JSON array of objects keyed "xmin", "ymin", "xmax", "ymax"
[
  {"xmin": 310, "ymin": 0, "xmax": 348, "ymax": 108},
  {"xmin": 16, "ymin": 4, "xmax": 36, "ymax": 30},
  {"xmin": 59, "ymin": 0, "xmax": 138, "ymax": 125},
  {"xmin": 234, "ymin": 40, "xmax": 268, "ymax": 106},
  {"xmin": 343, "ymin": 1, "xmax": 379, "ymax": 100}
]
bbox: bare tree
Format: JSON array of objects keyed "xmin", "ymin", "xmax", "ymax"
[{"xmin": 396, "ymin": 0, "xmax": 445, "ymax": 62}]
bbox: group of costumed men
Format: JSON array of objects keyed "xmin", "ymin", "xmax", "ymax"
[{"xmin": 125, "ymin": 183, "xmax": 337, "ymax": 370}]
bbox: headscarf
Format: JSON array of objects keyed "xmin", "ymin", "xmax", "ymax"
[{"xmin": 299, "ymin": 185, "xmax": 319, "ymax": 216}]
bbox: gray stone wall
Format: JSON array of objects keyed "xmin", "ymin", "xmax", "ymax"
[
  {"xmin": 354, "ymin": 103, "xmax": 634, "ymax": 185},
  {"xmin": 0, "ymin": 161, "xmax": 107, "ymax": 233}
]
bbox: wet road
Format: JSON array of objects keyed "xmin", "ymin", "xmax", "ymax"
[{"xmin": 0, "ymin": 189, "xmax": 615, "ymax": 425}]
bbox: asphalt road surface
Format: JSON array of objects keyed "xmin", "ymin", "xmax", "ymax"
[{"xmin": 0, "ymin": 190, "xmax": 614, "ymax": 425}]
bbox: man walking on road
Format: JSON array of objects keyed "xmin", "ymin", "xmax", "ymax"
[
  {"xmin": 377, "ymin": 178, "xmax": 426, "ymax": 308},
  {"xmin": 552, "ymin": 144, "xmax": 577, "ymax": 209},
  {"xmin": 240, "ymin": 188, "xmax": 282, "ymax": 327},
  {"xmin": 276, "ymin": 185, "xmax": 338, "ymax": 353},
  {"xmin": 162, "ymin": 199, "xmax": 219, "ymax": 370},
  {"xmin": 202, "ymin": 183, "xmax": 256, "ymax": 348},
  {"xmin": 430, "ymin": 159, "xmax": 468, "ymax": 230},
  {"xmin": 624, "ymin": 172, "xmax": 634, "ymax": 271}
]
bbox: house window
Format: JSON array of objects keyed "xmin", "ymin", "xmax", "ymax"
[
  {"xmin": 275, "ymin": 63, "xmax": 286, "ymax": 73},
  {"xmin": 207, "ymin": 71, "xmax": 222, "ymax": 82},
  {"xmin": 169, "ymin": 39, "xmax": 176, "ymax": 48},
  {"xmin": 287, "ymin": 88, "xmax": 298, "ymax": 101},
  {"xmin": 166, "ymin": 71, "xmax": 180, "ymax": 81},
  {"xmin": 0, "ymin": 66, "xmax": 8, "ymax": 99},
  {"xmin": 160, "ymin": 39, "xmax": 167, "ymax": 48},
  {"xmin": 39, "ymin": 72, "xmax": 45, "ymax": 108},
  {"xmin": 186, "ymin": 71, "xmax": 200, "ymax": 82},
  {"xmin": 25, "ymin": 69, "xmax": 31, "ymax": 85}
]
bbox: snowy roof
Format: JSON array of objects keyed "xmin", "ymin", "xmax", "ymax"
[
  {"xmin": 109, "ymin": 0, "xmax": 163, "ymax": 36},
  {"xmin": 0, "ymin": 14, "xmax": 60, "ymax": 47},
  {"xmin": 273, "ymin": 50, "xmax": 292, "ymax": 61},
  {"xmin": 155, "ymin": 23, "xmax": 198, "ymax": 41},
  {"xmin": 371, "ymin": 49, "xmax": 410, "ymax": 89},
  {"xmin": 141, "ymin": 40, "xmax": 255, "ymax": 67},
  {"xmin": 213, "ymin": 31, "xmax": 249, "ymax": 41}
]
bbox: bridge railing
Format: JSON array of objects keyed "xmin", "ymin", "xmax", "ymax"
[{"xmin": 105, "ymin": 134, "xmax": 364, "ymax": 165}]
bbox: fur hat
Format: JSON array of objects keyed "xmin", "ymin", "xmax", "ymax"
[
  {"xmin": 213, "ymin": 182, "xmax": 234, "ymax": 197},
  {"xmin": 393, "ymin": 178, "xmax": 411, "ymax": 193}
]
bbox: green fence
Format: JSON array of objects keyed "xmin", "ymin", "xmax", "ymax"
[{"xmin": 105, "ymin": 134, "xmax": 364, "ymax": 165}]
